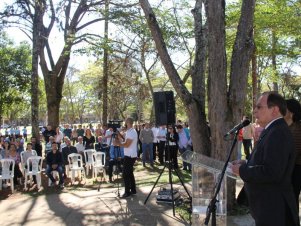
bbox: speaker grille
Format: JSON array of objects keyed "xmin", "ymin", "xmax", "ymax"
[{"xmin": 153, "ymin": 91, "xmax": 176, "ymax": 125}]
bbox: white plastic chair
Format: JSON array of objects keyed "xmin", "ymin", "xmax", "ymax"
[
  {"xmin": 0, "ymin": 159, "xmax": 15, "ymax": 193},
  {"xmin": 20, "ymin": 150, "xmax": 37, "ymax": 175},
  {"xmin": 83, "ymin": 149, "xmax": 96, "ymax": 176},
  {"xmin": 24, "ymin": 156, "xmax": 43, "ymax": 189},
  {"xmin": 92, "ymin": 152, "xmax": 106, "ymax": 179},
  {"xmin": 68, "ymin": 153, "xmax": 86, "ymax": 184}
]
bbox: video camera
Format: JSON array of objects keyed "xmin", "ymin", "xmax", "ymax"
[{"xmin": 108, "ymin": 120, "xmax": 123, "ymax": 133}]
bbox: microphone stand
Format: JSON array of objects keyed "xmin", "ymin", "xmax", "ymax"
[{"xmin": 204, "ymin": 129, "xmax": 239, "ymax": 226}]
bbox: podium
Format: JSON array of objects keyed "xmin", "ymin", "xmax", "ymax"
[{"xmin": 181, "ymin": 150, "xmax": 240, "ymax": 225}]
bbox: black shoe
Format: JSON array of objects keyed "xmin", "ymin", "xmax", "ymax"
[
  {"xmin": 131, "ymin": 191, "xmax": 137, "ymax": 195},
  {"xmin": 59, "ymin": 183, "xmax": 64, "ymax": 189},
  {"xmin": 109, "ymin": 178, "xmax": 113, "ymax": 183},
  {"xmin": 121, "ymin": 192, "xmax": 131, "ymax": 198}
]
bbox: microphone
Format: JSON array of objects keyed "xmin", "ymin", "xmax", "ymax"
[{"xmin": 224, "ymin": 119, "xmax": 250, "ymax": 138}]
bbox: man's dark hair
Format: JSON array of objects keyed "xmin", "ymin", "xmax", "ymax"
[
  {"xmin": 286, "ymin": 98, "xmax": 301, "ymax": 122},
  {"xmin": 264, "ymin": 91, "xmax": 287, "ymax": 116},
  {"xmin": 176, "ymin": 124, "xmax": 183, "ymax": 129}
]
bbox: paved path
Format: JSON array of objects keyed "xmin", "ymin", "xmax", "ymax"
[
  {"xmin": 0, "ymin": 186, "xmax": 190, "ymax": 226},
  {"xmin": 0, "ymin": 183, "xmax": 258, "ymax": 226}
]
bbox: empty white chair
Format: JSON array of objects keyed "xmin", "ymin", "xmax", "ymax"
[
  {"xmin": 68, "ymin": 153, "xmax": 86, "ymax": 184},
  {"xmin": 24, "ymin": 156, "xmax": 43, "ymax": 189},
  {"xmin": 83, "ymin": 149, "xmax": 96, "ymax": 176},
  {"xmin": 0, "ymin": 159, "xmax": 15, "ymax": 193},
  {"xmin": 20, "ymin": 150, "xmax": 37, "ymax": 175},
  {"xmin": 92, "ymin": 152, "xmax": 106, "ymax": 179}
]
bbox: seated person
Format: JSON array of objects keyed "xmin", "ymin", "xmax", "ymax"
[
  {"xmin": 16, "ymin": 138, "xmax": 24, "ymax": 154},
  {"xmin": 8, "ymin": 143, "xmax": 23, "ymax": 186},
  {"xmin": 60, "ymin": 136, "xmax": 69, "ymax": 152},
  {"xmin": 23, "ymin": 143, "xmax": 37, "ymax": 183},
  {"xmin": 45, "ymin": 136, "xmax": 54, "ymax": 156},
  {"xmin": 0, "ymin": 140, "xmax": 10, "ymax": 159},
  {"xmin": 61, "ymin": 138, "xmax": 77, "ymax": 177},
  {"xmin": 75, "ymin": 136, "xmax": 85, "ymax": 163},
  {"xmin": 46, "ymin": 142, "xmax": 64, "ymax": 188},
  {"xmin": 95, "ymin": 136, "xmax": 106, "ymax": 152},
  {"xmin": 31, "ymin": 137, "xmax": 43, "ymax": 157}
]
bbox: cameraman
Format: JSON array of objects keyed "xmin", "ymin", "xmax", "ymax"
[
  {"xmin": 114, "ymin": 117, "xmax": 138, "ymax": 198},
  {"xmin": 105, "ymin": 125, "xmax": 124, "ymax": 183}
]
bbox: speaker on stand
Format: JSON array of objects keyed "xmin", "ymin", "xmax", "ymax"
[
  {"xmin": 145, "ymin": 91, "xmax": 191, "ymax": 217},
  {"xmin": 153, "ymin": 91, "xmax": 176, "ymax": 126}
]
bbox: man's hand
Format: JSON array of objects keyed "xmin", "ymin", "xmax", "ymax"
[
  {"xmin": 231, "ymin": 164, "xmax": 241, "ymax": 176},
  {"xmin": 230, "ymin": 159, "xmax": 246, "ymax": 176},
  {"xmin": 113, "ymin": 138, "xmax": 121, "ymax": 146}
]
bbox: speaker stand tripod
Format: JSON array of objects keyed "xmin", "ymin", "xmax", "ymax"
[{"xmin": 144, "ymin": 141, "xmax": 191, "ymax": 216}]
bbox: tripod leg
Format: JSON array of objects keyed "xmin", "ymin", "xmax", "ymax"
[
  {"xmin": 144, "ymin": 164, "xmax": 167, "ymax": 205},
  {"xmin": 169, "ymin": 161, "xmax": 176, "ymax": 216},
  {"xmin": 174, "ymin": 168, "xmax": 191, "ymax": 199}
]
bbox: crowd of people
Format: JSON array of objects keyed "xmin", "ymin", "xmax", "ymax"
[
  {"xmin": 1, "ymin": 91, "xmax": 301, "ymax": 224},
  {"xmin": 0, "ymin": 117, "xmax": 192, "ymax": 196}
]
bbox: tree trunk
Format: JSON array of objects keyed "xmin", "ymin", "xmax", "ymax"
[
  {"xmin": 272, "ymin": 31, "xmax": 278, "ymax": 91},
  {"xmin": 102, "ymin": 0, "xmax": 109, "ymax": 126},
  {"xmin": 31, "ymin": 2, "xmax": 45, "ymax": 140},
  {"xmin": 227, "ymin": 0, "xmax": 255, "ymax": 210},
  {"xmin": 207, "ymin": 0, "xmax": 228, "ymax": 159},
  {"xmin": 140, "ymin": 0, "xmax": 211, "ymax": 156},
  {"xmin": 252, "ymin": 46, "xmax": 258, "ymax": 119}
]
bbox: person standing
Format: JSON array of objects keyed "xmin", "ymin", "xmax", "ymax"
[
  {"xmin": 83, "ymin": 128, "xmax": 95, "ymax": 150},
  {"xmin": 76, "ymin": 125, "xmax": 85, "ymax": 138},
  {"xmin": 63, "ymin": 124, "xmax": 72, "ymax": 139},
  {"xmin": 252, "ymin": 119, "xmax": 264, "ymax": 146},
  {"xmin": 22, "ymin": 126, "xmax": 28, "ymax": 141},
  {"xmin": 284, "ymin": 98, "xmax": 301, "ymax": 209},
  {"xmin": 42, "ymin": 125, "xmax": 56, "ymax": 144},
  {"xmin": 231, "ymin": 92, "xmax": 299, "ymax": 226},
  {"xmin": 242, "ymin": 116, "xmax": 254, "ymax": 160},
  {"xmin": 157, "ymin": 125, "xmax": 167, "ymax": 165},
  {"xmin": 177, "ymin": 124, "xmax": 190, "ymax": 171},
  {"xmin": 166, "ymin": 126, "xmax": 179, "ymax": 169},
  {"xmin": 71, "ymin": 125, "xmax": 78, "ymax": 145},
  {"xmin": 151, "ymin": 124, "xmax": 159, "ymax": 161},
  {"xmin": 139, "ymin": 122, "xmax": 154, "ymax": 167},
  {"xmin": 115, "ymin": 117, "xmax": 138, "ymax": 198}
]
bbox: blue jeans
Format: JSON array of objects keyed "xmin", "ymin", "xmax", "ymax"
[
  {"xmin": 46, "ymin": 165, "xmax": 64, "ymax": 185},
  {"xmin": 142, "ymin": 143, "xmax": 153, "ymax": 164}
]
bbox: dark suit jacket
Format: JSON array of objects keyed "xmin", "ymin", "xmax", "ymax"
[
  {"xmin": 62, "ymin": 145, "xmax": 78, "ymax": 165},
  {"xmin": 240, "ymin": 118, "xmax": 299, "ymax": 226}
]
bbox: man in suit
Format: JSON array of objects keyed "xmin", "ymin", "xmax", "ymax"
[
  {"xmin": 62, "ymin": 138, "xmax": 78, "ymax": 178},
  {"xmin": 231, "ymin": 92, "xmax": 300, "ymax": 226}
]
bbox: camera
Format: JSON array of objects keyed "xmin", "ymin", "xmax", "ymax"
[{"xmin": 108, "ymin": 120, "xmax": 122, "ymax": 133}]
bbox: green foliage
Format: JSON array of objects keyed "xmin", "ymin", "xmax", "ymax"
[
  {"xmin": 226, "ymin": 0, "xmax": 301, "ymax": 114},
  {"xmin": 0, "ymin": 32, "xmax": 31, "ymax": 118}
]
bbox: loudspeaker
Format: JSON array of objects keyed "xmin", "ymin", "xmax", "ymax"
[{"xmin": 153, "ymin": 91, "xmax": 176, "ymax": 125}]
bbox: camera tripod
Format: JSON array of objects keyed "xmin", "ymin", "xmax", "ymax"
[
  {"xmin": 144, "ymin": 136, "xmax": 191, "ymax": 216},
  {"xmin": 97, "ymin": 131, "xmax": 123, "ymax": 196},
  {"xmin": 110, "ymin": 145, "xmax": 123, "ymax": 197}
]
